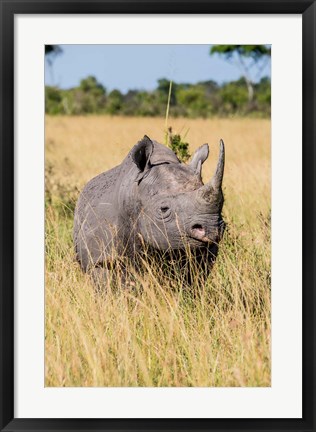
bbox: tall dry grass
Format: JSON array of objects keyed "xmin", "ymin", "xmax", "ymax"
[{"xmin": 45, "ymin": 116, "xmax": 270, "ymax": 387}]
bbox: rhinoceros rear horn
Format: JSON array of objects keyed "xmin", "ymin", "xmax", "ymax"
[
  {"xmin": 132, "ymin": 135, "xmax": 153, "ymax": 172},
  {"xmin": 198, "ymin": 139, "xmax": 225, "ymax": 200}
]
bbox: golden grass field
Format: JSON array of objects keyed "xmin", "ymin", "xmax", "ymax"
[{"xmin": 45, "ymin": 116, "xmax": 271, "ymax": 387}]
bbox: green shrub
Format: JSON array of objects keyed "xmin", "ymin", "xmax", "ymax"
[{"xmin": 167, "ymin": 127, "xmax": 190, "ymax": 162}]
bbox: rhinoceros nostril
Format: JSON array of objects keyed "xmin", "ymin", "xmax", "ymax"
[
  {"xmin": 190, "ymin": 224, "xmax": 207, "ymax": 241},
  {"xmin": 192, "ymin": 224, "xmax": 204, "ymax": 232}
]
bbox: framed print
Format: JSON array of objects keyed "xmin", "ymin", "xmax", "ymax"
[{"xmin": 0, "ymin": 1, "xmax": 315, "ymax": 431}]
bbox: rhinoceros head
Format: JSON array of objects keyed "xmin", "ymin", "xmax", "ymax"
[{"xmin": 129, "ymin": 135, "xmax": 225, "ymax": 251}]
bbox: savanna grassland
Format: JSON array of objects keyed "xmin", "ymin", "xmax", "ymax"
[{"xmin": 45, "ymin": 116, "xmax": 271, "ymax": 387}]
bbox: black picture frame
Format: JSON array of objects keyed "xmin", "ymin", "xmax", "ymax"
[{"xmin": 0, "ymin": 1, "xmax": 315, "ymax": 431}]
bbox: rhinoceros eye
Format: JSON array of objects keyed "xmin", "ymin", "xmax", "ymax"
[
  {"xmin": 160, "ymin": 206, "xmax": 170, "ymax": 213},
  {"xmin": 156, "ymin": 203, "xmax": 172, "ymax": 221}
]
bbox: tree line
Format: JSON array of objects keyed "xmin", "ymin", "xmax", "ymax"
[{"xmin": 45, "ymin": 75, "xmax": 270, "ymax": 118}]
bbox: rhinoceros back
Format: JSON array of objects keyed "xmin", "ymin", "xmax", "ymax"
[{"xmin": 73, "ymin": 165, "xmax": 122, "ymax": 270}]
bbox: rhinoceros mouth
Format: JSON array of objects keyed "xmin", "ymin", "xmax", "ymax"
[
  {"xmin": 188, "ymin": 235, "xmax": 215, "ymax": 245},
  {"xmin": 188, "ymin": 222, "xmax": 225, "ymax": 245},
  {"xmin": 189, "ymin": 224, "xmax": 212, "ymax": 243}
]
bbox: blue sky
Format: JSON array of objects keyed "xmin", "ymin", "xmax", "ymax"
[{"xmin": 45, "ymin": 45, "xmax": 271, "ymax": 93}]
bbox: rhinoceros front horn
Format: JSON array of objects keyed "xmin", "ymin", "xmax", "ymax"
[{"xmin": 198, "ymin": 139, "xmax": 225, "ymax": 201}]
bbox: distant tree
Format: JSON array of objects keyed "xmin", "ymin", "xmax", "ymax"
[
  {"xmin": 157, "ymin": 78, "xmax": 177, "ymax": 106},
  {"xmin": 45, "ymin": 86, "xmax": 63, "ymax": 114},
  {"xmin": 210, "ymin": 45, "xmax": 271, "ymax": 103},
  {"xmin": 75, "ymin": 76, "xmax": 106, "ymax": 113},
  {"xmin": 255, "ymin": 76, "xmax": 271, "ymax": 114},
  {"xmin": 197, "ymin": 80, "xmax": 219, "ymax": 94},
  {"xmin": 45, "ymin": 74, "xmax": 270, "ymax": 118},
  {"xmin": 45, "ymin": 45, "xmax": 62, "ymax": 65},
  {"xmin": 135, "ymin": 91, "xmax": 161, "ymax": 117},
  {"xmin": 219, "ymin": 78, "xmax": 249, "ymax": 114},
  {"xmin": 45, "ymin": 45, "xmax": 62, "ymax": 88},
  {"xmin": 45, "ymin": 45, "xmax": 61, "ymax": 55},
  {"xmin": 106, "ymin": 89, "xmax": 123, "ymax": 114},
  {"xmin": 79, "ymin": 76, "xmax": 106, "ymax": 95},
  {"xmin": 177, "ymin": 85, "xmax": 212, "ymax": 118}
]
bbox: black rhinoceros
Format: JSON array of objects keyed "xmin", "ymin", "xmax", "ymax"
[{"xmin": 73, "ymin": 135, "xmax": 225, "ymax": 287}]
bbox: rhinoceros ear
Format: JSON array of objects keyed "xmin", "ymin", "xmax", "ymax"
[
  {"xmin": 189, "ymin": 143, "xmax": 209, "ymax": 177},
  {"xmin": 132, "ymin": 135, "xmax": 153, "ymax": 177}
]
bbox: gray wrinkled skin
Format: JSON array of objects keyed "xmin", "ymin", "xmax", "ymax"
[{"xmin": 73, "ymin": 135, "xmax": 225, "ymax": 287}]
